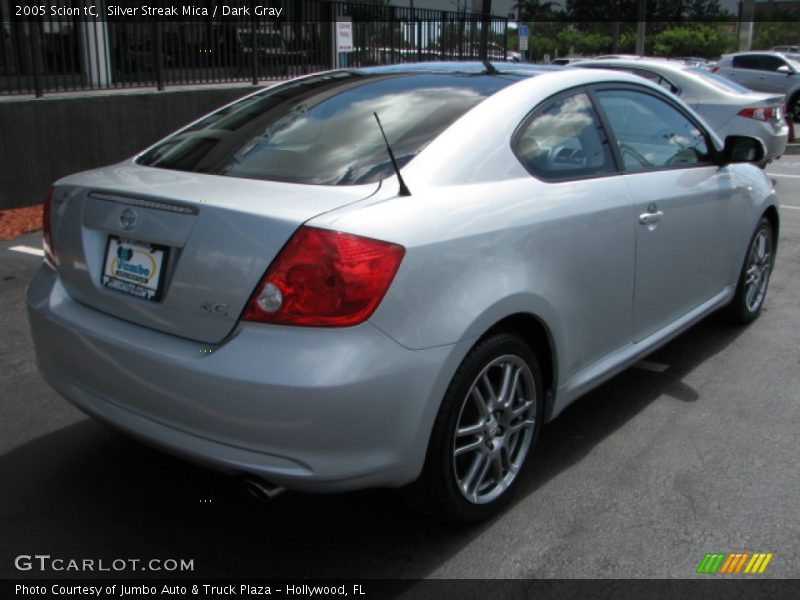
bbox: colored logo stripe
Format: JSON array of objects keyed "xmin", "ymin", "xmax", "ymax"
[
  {"xmin": 697, "ymin": 553, "xmax": 725, "ymax": 574},
  {"xmin": 697, "ymin": 553, "xmax": 773, "ymax": 575},
  {"xmin": 719, "ymin": 553, "xmax": 749, "ymax": 574},
  {"xmin": 745, "ymin": 553, "xmax": 774, "ymax": 574}
]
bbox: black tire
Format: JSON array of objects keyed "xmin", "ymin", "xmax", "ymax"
[
  {"xmin": 790, "ymin": 94, "xmax": 800, "ymax": 124},
  {"xmin": 726, "ymin": 217, "xmax": 775, "ymax": 324},
  {"xmin": 402, "ymin": 332, "xmax": 544, "ymax": 524}
]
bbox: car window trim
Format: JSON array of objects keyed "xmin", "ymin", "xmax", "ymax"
[
  {"xmin": 587, "ymin": 82, "xmax": 718, "ymax": 175},
  {"xmin": 510, "ymin": 85, "xmax": 621, "ymax": 183},
  {"xmin": 630, "ymin": 68, "xmax": 682, "ymax": 96},
  {"xmin": 581, "ymin": 64, "xmax": 683, "ymax": 97}
]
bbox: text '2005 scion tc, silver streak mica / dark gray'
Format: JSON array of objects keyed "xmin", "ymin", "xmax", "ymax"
[{"xmin": 27, "ymin": 64, "xmax": 778, "ymax": 522}]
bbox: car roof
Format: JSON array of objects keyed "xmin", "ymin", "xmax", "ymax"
[
  {"xmin": 347, "ymin": 61, "xmax": 559, "ymax": 76},
  {"xmin": 723, "ymin": 51, "xmax": 791, "ymax": 58},
  {"xmin": 575, "ymin": 57, "xmax": 691, "ymax": 72}
]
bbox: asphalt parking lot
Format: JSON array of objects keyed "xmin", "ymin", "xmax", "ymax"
[{"xmin": 1, "ymin": 165, "xmax": 799, "ymax": 583}]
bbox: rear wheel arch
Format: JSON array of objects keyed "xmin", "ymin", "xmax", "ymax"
[
  {"xmin": 403, "ymin": 329, "xmax": 545, "ymax": 521},
  {"xmin": 400, "ymin": 312, "xmax": 559, "ymax": 521},
  {"xmin": 483, "ymin": 313, "xmax": 557, "ymax": 420},
  {"xmin": 763, "ymin": 205, "xmax": 780, "ymax": 247}
]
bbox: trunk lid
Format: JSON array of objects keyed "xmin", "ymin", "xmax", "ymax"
[{"xmin": 50, "ymin": 163, "xmax": 379, "ymax": 343}]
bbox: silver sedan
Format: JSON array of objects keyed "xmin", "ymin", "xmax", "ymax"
[
  {"xmin": 27, "ymin": 63, "xmax": 779, "ymax": 522},
  {"xmin": 574, "ymin": 57, "xmax": 789, "ymax": 165}
]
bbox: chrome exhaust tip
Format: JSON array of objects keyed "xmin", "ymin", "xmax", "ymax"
[{"xmin": 243, "ymin": 477, "xmax": 286, "ymax": 502}]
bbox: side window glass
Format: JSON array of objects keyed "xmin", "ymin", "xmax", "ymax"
[
  {"xmin": 733, "ymin": 55, "xmax": 759, "ymax": 70},
  {"xmin": 761, "ymin": 55, "xmax": 785, "ymax": 71},
  {"xmin": 596, "ymin": 89, "xmax": 710, "ymax": 172},
  {"xmin": 513, "ymin": 92, "xmax": 614, "ymax": 181}
]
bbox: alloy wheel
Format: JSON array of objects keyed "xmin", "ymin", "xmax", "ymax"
[
  {"xmin": 744, "ymin": 228, "xmax": 772, "ymax": 313},
  {"xmin": 452, "ymin": 355, "xmax": 537, "ymax": 505}
]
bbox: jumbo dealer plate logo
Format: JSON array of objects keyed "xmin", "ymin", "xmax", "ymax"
[
  {"xmin": 101, "ymin": 236, "xmax": 167, "ymax": 302},
  {"xmin": 110, "ymin": 245, "xmax": 156, "ymax": 285}
]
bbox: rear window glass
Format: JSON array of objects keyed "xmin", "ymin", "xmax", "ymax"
[
  {"xmin": 688, "ymin": 68, "xmax": 752, "ymax": 93},
  {"xmin": 136, "ymin": 70, "xmax": 527, "ymax": 186}
]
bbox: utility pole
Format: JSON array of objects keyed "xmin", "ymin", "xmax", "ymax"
[
  {"xmin": 635, "ymin": 0, "xmax": 647, "ymax": 56},
  {"xmin": 738, "ymin": 0, "xmax": 755, "ymax": 51},
  {"xmin": 479, "ymin": 0, "xmax": 491, "ymax": 60}
]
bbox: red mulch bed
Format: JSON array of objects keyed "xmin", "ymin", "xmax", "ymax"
[{"xmin": 0, "ymin": 205, "xmax": 43, "ymax": 241}]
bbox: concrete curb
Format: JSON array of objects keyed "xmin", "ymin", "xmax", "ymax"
[{"xmin": 785, "ymin": 143, "xmax": 800, "ymax": 155}]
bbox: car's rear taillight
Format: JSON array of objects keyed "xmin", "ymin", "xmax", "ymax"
[
  {"xmin": 242, "ymin": 226, "xmax": 405, "ymax": 327},
  {"xmin": 738, "ymin": 107, "xmax": 781, "ymax": 122},
  {"xmin": 42, "ymin": 186, "xmax": 57, "ymax": 268},
  {"xmin": 710, "ymin": 65, "xmax": 720, "ymax": 73}
]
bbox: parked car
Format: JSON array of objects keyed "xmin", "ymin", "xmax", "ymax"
[
  {"xmin": 715, "ymin": 51, "xmax": 800, "ymax": 121},
  {"xmin": 593, "ymin": 54, "xmax": 643, "ymax": 60},
  {"xmin": 772, "ymin": 45, "xmax": 799, "ymax": 53},
  {"xmin": 549, "ymin": 57, "xmax": 585, "ymax": 66},
  {"xmin": 28, "ymin": 63, "xmax": 778, "ymax": 523},
  {"xmin": 575, "ymin": 57, "xmax": 789, "ymax": 165},
  {"xmin": 672, "ymin": 56, "xmax": 717, "ymax": 70}
]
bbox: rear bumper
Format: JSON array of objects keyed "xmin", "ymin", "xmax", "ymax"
[
  {"xmin": 27, "ymin": 267, "xmax": 468, "ymax": 492},
  {"xmin": 765, "ymin": 121, "xmax": 790, "ymax": 160}
]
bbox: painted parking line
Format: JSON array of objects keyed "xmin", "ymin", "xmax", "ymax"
[
  {"xmin": 769, "ymin": 172, "xmax": 800, "ymax": 179},
  {"xmin": 780, "ymin": 205, "xmax": 800, "ymax": 211},
  {"xmin": 9, "ymin": 245, "xmax": 44, "ymax": 257}
]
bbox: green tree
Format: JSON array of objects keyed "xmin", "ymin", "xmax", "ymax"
[
  {"xmin": 565, "ymin": 0, "xmax": 637, "ymax": 23},
  {"xmin": 555, "ymin": 27, "xmax": 612, "ymax": 56},
  {"xmin": 513, "ymin": 0, "xmax": 558, "ymax": 21},
  {"xmin": 752, "ymin": 18, "xmax": 800, "ymax": 51},
  {"xmin": 652, "ymin": 24, "xmax": 735, "ymax": 58}
]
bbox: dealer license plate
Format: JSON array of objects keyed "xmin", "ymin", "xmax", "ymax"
[{"xmin": 101, "ymin": 236, "xmax": 168, "ymax": 301}]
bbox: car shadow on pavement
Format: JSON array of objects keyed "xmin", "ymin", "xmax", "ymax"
[{"xmin": 0, "ymin": 312, "xmax": 746, "ymax": 581}]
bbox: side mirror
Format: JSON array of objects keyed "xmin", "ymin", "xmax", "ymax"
[
  {"xmin": 777, "ymin": 64, "xmax": 792, "ymax": 75},
  {"xmin": 720, "ymin": 135, "xmax": 766, "ymax": 165}
]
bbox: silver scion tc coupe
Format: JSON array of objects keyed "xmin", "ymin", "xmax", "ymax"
[{"xmin": 28, "ymin": 63, "xmax": 779, "ymax": 522}]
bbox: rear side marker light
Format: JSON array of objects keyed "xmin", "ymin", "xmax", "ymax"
[{"xmin": 243, "ymin": 226, "xmax": 405, "ymax": 327}]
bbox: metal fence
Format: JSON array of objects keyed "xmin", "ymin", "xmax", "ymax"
[{"xmin": 0, "ymin": 1, "xmax": 508, "ymax": 97}]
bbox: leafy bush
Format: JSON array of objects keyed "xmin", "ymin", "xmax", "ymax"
[{"xmin": 651, "ymin": 24, "xmax": 735, "ymax": 58}]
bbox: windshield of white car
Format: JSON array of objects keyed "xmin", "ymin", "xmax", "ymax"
[{"xmin": 136, "ymin": 70, "xmax": 533, "ymax": 186}]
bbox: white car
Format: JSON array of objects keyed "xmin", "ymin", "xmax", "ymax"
[{"xmin": 576, "ymin": 58, "xmax": 789, "ymax": 165}]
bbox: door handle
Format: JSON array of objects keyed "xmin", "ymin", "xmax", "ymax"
[{"xmin": 639, "ymin": 211, "xmax": 663, "ymax": 225}]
